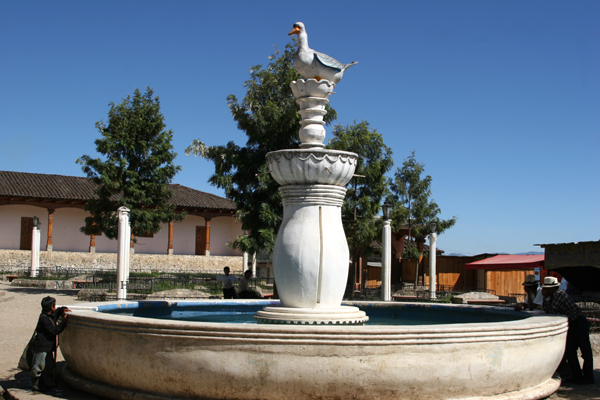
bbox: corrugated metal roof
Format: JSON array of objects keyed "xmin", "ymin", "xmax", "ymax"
[{"xmin": 465, "ymin": 254, "xmax": 544, "ymax": 270}]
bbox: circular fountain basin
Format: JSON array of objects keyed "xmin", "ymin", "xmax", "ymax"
[{"xmin": 60, "ymin": 300, "xmax": 566, "ymax": 400}]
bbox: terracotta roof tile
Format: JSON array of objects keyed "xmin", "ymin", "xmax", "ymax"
[{"xmin": 0, "ymin": 171, "xmax": 236, "ymax": 211}]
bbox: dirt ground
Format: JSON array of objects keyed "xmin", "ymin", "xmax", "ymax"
[{"xmin": 1, "ymin": 282, "xmax": 598, "ymax": 400}]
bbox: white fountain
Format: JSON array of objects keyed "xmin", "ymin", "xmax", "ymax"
[
  {"xmin": 59, "ymin": 23, "xmax": 566, "ymax": 400},
  {"xmin": 255, "ymin": 78, "xmax": 367, "ymax": 324}
]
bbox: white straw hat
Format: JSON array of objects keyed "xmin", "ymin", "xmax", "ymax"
[
  {"xmin": 522, "ymin": 275, "xmax": 538, "ymax": 286},
  {"xmin": 541, "ymin": 276, "xmax": 560, "ymax": 288}
]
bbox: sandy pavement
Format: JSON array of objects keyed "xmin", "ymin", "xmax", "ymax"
[
  {"xmin": 0, "ymin": 283, "xmax": 104, "ymax": 400},
  {"xmin": 0, "ymin": 282, "xmax": 598, "ymax": 400}
]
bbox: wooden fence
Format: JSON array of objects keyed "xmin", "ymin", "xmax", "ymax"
[{"xmin": 399, "ymin": 256, "xmax": 536, "ymax": 298}]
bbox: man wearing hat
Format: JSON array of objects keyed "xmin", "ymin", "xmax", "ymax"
[
  {"xmin": 541, "ymin": 276, "xmax": 594, "ymax": 384},
  {"xmin": 514, "ymin": 275, "xmax": 543, "ymax": 311}
]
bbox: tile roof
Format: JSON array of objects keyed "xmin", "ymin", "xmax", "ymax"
[{"xmin": 0, "ymin": 171, "xmax": 236, "ymax": 211}]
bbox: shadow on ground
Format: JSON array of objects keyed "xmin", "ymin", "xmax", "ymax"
[
  {"xmin": 544, "ymin": 367, "xmax": 600, "ymax": 400},
  {"xmin": 1, "ymin": 362, "xmax": 106, "ymax": 400}
]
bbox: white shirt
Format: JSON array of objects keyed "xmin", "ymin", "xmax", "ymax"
[
  {"xmin": 528, "ymin": 286, "xmax": 544, "ymax": 306},
  {"xmin": 238, "ymin": 276, "xmax": 250, "ymax": 292},
  {"xmin": 216, "ymin": 274, "xmax": 239, "ymax": 289}
]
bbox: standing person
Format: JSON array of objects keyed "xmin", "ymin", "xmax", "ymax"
[
  {"xmin": 514, "ymin": 275, "xmax": 543, "ymax": 311},
  {"xmin": 215, "ymin": 267, "xmax": 239, "ymax": 299},
  {"xmin": 31, "ymin": 296, "xmax": 70, "ymax": 392},
  {"xmin": 541, "ymin": 276, "xmax": 594, "ymax": 384},
  {"xmin": 238, "ymin": 270, "xmax": 262, "ymax": 299}
]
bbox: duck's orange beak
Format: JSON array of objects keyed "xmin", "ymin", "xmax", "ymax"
[{"xmin": 288, "ymin": 26, "xmax": 301, "ymax": 36}]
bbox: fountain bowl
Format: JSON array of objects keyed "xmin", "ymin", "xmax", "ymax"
[
  {"xmin": 290, "ymin": 78, "xmax": 335, "ymax": 98},
  {"xmin": 60, "ymin": 300, "xmax": 566, "ymax": 400},
  {"xmin": 266, "ymin": 149, "xmax": 358, "ymax": 186}
]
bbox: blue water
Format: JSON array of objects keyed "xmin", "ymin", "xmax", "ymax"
[{"xmin": 98, "ymin": 301, "xmax": 527, "ymax": 325}]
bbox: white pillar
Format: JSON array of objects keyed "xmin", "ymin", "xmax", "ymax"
[
  {"xmin": 30, "ymin": 217, "xmax": 41, "ymax": 278},
  {"xmin": 429, "ymin": 232, "xmax": 438, "ymax": 300},
  {"xmin": 251, "ymin": 252, "xmax": 257, "ymax": 278},
  {"xmin": 243, "ymin": 251, "xmax": 249, "ymax": 273},
  {"xmin": 116, "ymin": 207, "xmax": 131, "ymax": 301},
  {"xmin": 381, "ymin": 218, "xmax": 392, "ymax": 301}
]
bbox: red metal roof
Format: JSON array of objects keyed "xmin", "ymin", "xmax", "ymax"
[{"xmin": 465, "ymin": 254, "xmax": 545, "ymax": 270}]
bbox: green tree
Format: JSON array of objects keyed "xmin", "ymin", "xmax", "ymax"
[
  {"xmin": 327, "ymin": 121, "xmax": 394, "ymax": 284},
  {"xmin": 389, "ymin": 150, "xmax": 456, "ymax": 282},
  {"xmin": 77, "ymin": 87, "xmax": 183, "ymax": 239},
  {"xmin": 185, "ymin": 44, "xmax": 337, "ymax": 255}
]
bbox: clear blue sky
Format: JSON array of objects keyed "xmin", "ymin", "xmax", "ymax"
[{"xmin": 1, "ymin": 1, "xmax": 598, "ymax": 256}]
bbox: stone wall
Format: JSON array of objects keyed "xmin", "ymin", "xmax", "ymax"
[
  {"xmin": 0, "ymin": 250, "xmax": 243, "ymax": 274},
  {"xmin": 591, "ymin": 333, "xmax": 600, "ymax": 356}
]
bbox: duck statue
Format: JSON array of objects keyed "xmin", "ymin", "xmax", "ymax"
[{"xmin": 288, "ymin": 22, "xmax": 358, "ymax": 84}]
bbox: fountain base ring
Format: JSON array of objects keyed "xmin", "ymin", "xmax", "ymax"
[{"xmin": 254, "ymin": 305, "xmax": 368, "ymax": 324}]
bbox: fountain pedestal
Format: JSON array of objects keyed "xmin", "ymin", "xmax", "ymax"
[
  {"xmin": 255, "ymin": 79, "xmax": 367, "ymax": 324},
  {"xmin": 254, "ymin": 153, "xmax": 368, "ymax": 324}
]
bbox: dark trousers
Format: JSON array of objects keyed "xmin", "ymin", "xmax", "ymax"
[
  {"xmin": 239, "ymin": 290, "xmax": 262, "ymax": 299},
  {"xmin": 223, "ymin": 287, "xmax": 237, "ymax": 299},
  {"xmin": 566, "ymin": 317, "xmax": 594, "ymax": 379},
  {"xmin": 31, "ymin": 351, "xmax": 56, "ymax": 390}
]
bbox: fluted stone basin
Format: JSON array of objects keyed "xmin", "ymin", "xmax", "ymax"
[
  {"xmin": 266, "ymin": 149, "xmax": 357, "ymax": 186},
  {"xmin": 60, "ymin": 300, "xmax": 566, "ymax": 400},
  {"xmin": 290, "ymin": 78, "xmax": 334, "ymax": 99}
]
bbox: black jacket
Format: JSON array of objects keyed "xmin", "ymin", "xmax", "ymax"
[{"xmin": 31, "ymin": 308, "xmax": 67, "ymax": 353}]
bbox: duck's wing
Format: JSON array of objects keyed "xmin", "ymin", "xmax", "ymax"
[{"xmin": 313, "ymin": 51, "xmax": 344, "ymax": 72}]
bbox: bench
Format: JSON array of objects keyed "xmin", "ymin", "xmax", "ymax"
[
  {"xmin": 6, "ymin": 275, "xmax": 18, "ymax": 282},
  {"xmin": 262, "ymin": 294, "xmax": 274, "ymax": 299}
]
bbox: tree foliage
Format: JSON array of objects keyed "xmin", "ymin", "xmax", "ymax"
[
  {"xmin": 327, "ymin": 121, "xmax": 394, "ymax": 260},
  {"xmin": 77, "ymin": 87, "xmax": 183, "ymax": 239},
  {"xmin": 186, "ymin": 44, "xmax": 337, "ymax": 254},
  {"xmin": 389, "ymin": 150, "xmax": 456, "ymax": 259}
]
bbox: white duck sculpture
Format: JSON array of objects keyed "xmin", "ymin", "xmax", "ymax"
[{"xmin": 288, "ymin": 22, "xmax": 357, "ymax": 84}]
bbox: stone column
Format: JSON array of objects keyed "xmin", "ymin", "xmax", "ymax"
[
  {"xmin": 46, "ymin": 209, "xmax": 54, "ymax": 252},
  {"xmin": 116, "ymin": 207, "xmax": 131, "ymax": 301},
  {"xmin": 242, "ymin": 251, "xmax": 249, "ymax": 273},
  {"xmin": 167, "ymin": 220, "xmax": 174, "ymax": 255},
  {"xmin": 429, "ymin": 232, "xmax": 438, "ymax": 300},
  {"xmin": 381, "ymin": 218, "xmax": 392, "ymax": 301},
  {"xmin": 30, "ymin": 217, "xmax": 41, "ymax": 278}
]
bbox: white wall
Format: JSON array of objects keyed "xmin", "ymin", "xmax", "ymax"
[
  {"xmin": 135, "ymin": 221, "xmax": 170, "ymax": 254},
  {"xmin": 0, "ymin": 205, "xmax": 48, "ymax": 250},
  {"xmin": 0, "ymin": 204, "xmax": 243, "ymax": 256},
  {"xmin": 173, "ymin": 215, "xmax": 202, "ymax": 255},
  {"xmin": 171, "ymin": 214, "xmax": 243, "ymax": 256},
  {"xmin": 53, "ymin": 208, "xmax": 97, "ymax": 252},
  {"xmin": 94, "ymin": 233, "xmax": 119, "ymax": 253},
  {"xmin": 209, "ymin": 216, "xmax": 243, "ymax": 256}
]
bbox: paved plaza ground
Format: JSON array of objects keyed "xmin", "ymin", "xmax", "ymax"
[{"xmin": 1, "ymin": 282, "xmax": 598, "ymax": 400}]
